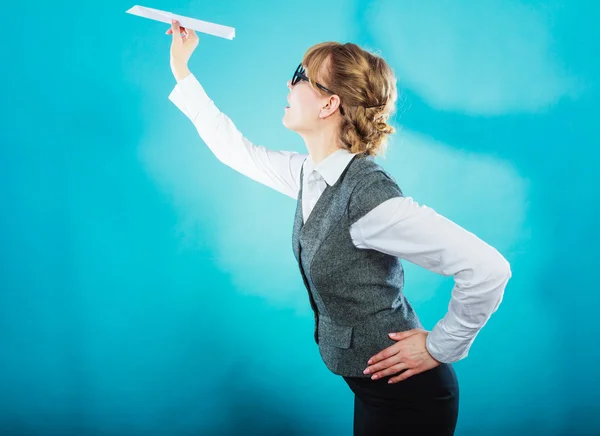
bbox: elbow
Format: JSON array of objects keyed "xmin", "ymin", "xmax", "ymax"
[
  {"xmin": 499, "ymin": 256, "xmax": 512, "ymax": 283},
  {"xmin": 475, "ymin": 250, "xmax": 512, "ymax": 292},
  {"xmin": 485, "ymin": 248, "xmax": 512, "ymax": 282},
  {"xmin": 481, "ymin": 257, "xmax": 511, "ymax": 316},
  {"xmin": 488, "ymin": 258, "xmax": 512, "ymax": 309}
]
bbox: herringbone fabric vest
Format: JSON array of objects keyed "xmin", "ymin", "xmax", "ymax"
[{"xmin": 292, "ymin": 154, "xmax": 423, "ymax": 377}]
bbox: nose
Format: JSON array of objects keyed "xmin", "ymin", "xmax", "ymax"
[{"xmin": 287, "ymin": 80, "xmax": 292, "ymax": 89}]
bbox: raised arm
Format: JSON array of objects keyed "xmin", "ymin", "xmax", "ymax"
[{"xmin": 166, "ymin": 20, "xmax": 306, "ymax": 200}]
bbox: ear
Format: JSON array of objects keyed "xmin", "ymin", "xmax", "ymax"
[{"xmin": 320, "ymin": 95, "xmax": 342, "ymax": 118}]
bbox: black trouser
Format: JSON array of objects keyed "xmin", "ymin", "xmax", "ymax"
[{"xmin": 342, "ymin": 363, "xmax": 459, "ymax": 436}]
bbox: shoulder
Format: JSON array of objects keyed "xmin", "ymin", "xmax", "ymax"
[{"xmin": 347, "ymin": 159, "xmax": 403, "ymax": 224}]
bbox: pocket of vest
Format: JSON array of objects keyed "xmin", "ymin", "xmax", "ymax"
[{"xmin": 318, "ymin": 317, "xmax": 354, "ymax": 349}]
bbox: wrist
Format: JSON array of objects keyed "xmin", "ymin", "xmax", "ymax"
[
  {"xmin": 425, "ymin": 331, "xmax": 443, "ymax": 363},
  {"xmin": 174, "ymin": 66, "xmax": 191, "ymax": 83}
]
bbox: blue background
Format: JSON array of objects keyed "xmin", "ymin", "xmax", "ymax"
[{"xmin": 1, "ymin": 0, "xmax": 598, "ymax": 434}]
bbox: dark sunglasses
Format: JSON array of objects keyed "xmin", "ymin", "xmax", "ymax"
[{"xmin": 291, "ymin": 64, "xmax": 345, "ymax": 116}]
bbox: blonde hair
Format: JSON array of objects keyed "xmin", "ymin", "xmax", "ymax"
[{"xmin": 302, "ymin": 42, "xmax": 399, "ymax": 157}]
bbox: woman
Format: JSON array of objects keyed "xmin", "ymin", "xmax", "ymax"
[{"xmin": 165, "ymin": 20, "xmax": 512, "ymax": 436}]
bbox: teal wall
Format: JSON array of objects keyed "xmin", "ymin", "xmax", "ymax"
[{"xmin": 1, "ymin": 0, "xmax": 598, "ymax": 434}]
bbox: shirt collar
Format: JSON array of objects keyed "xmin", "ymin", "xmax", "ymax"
[{"xmin": 304, "ymin": 148, "xmax": 358, "ymax": 186}]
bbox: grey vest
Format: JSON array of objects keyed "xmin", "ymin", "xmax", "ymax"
[{"xmin": 292, "ymin": 154, "xmax": 423, "ymax": 378}]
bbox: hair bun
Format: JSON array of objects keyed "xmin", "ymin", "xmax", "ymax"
[{"xmin": 302, "ymin": 41, "xmax": 400, "ymax": 157}]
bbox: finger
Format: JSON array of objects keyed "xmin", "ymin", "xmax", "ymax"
[
  {"xmin": 187, "ymin": 28, "xmax": 197, "ymax": 39},
  {"xmin": 166, "ymin": 28, "xmax": 188, "ymax": 36},
  {"xmin": 370, "ymin": 362, "xmax": 409, "ymax": 380},
  {"xmin": 388, "ymin": 368, "xmax": 418, "ymax": 384},
  {"xmin": 388, "ymin": 329, "xmax": 418, "ymax": 341},
  {"xmin": 367, "ymin": 342, "xmax": 401, "ymax": 365},
  {"xmin": 171, "ymin": 20, "xmax": 181, "ymax": 41},
  {"xmin": 364, "ymin": 353, "xmax": 403, "ymax": 375}
]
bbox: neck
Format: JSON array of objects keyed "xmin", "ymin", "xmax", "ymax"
[{"xmin": 300, "ymin": 123, "xmax": 344, "ymax": 166}]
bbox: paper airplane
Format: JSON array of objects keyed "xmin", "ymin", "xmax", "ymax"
[{"xmin": 126, "ymin": 5, "xmax": 235, "ymax": 40}]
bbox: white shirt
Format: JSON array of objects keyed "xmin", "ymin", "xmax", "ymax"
[{"xmin": 168, "ymin": 73, "xmax": 512, "ymax": 364}]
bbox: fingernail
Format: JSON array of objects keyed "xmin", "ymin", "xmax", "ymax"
[
  {"xmin": 363, "ymin": 369, "xmax": 370, "ymax": 374},
  {"xmin": 372, "ymin": 375, "xmax": 379, "ymax": 380},
  {"xmin": 368, "ymin": 359, "xmax": 373, "ymax": 364}
]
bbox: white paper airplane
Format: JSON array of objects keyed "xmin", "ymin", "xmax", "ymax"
[{"xmin": 126, "ymin": 5, "xmax": 235, "ymax": 40}]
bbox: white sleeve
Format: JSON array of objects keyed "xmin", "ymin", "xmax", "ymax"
[
  {"xmin": 350, "ymin": 196, "xmax": 512, "ymax": 363},
  {"xmin": 168, "ymin": 73, "xmax": 307, "ymax": 200}
]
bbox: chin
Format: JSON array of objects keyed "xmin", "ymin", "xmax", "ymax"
[
  {"xmin": 283, "ymin": 112, "xmax": 311, "ymax": 134},
  {"xmin": 282, "ymin": 115, "xmax": 296, "ymax": 132}
]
